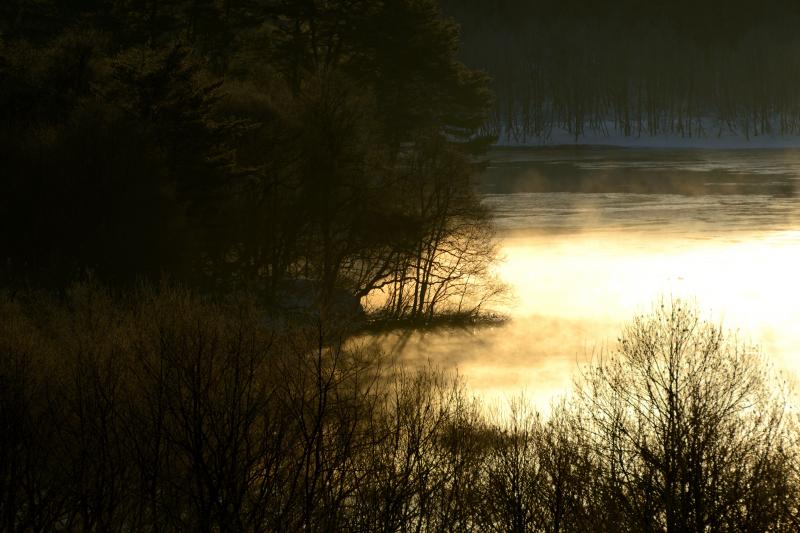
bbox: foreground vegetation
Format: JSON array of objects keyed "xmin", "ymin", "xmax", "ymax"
[
  {"xmin": 0, "ymin": 286, "xmax": 796, "ymax": 531},
  {"xmin": 3, "ymin": 3, "xmax": 799, "ymax": 531}
]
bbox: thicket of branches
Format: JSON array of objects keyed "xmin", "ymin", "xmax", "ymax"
[
  {"xmin": 1, "ymin": 287, "xmax": 797, "ymax": 531},
  {"xmin": 443, "ymin": 0, "xmax": 800, "ymax": 142},
  {"xmin": 3, "ymin": 4, "xmax": 799, "ymax": 530},
  {"xmin": 0, "ymin": 0, "xmax": 500, "ymax": 322}
]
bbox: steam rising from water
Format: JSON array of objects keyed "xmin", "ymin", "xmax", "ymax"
[{"xmin": 380, "ymin": 148, "xmax": 800, "ymax": 411}]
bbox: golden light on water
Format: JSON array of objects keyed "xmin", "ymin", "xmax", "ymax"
[
  {"xmin": 497, "ymin": 228, "xmax": 800, "ymax": 371},
  {"xmin": 386, "ymin": 228, "xmax": 800, "ymax": 412},
  {"xmin": 375, "ymin": 146, "xmax": 800, "ymax": 412}
]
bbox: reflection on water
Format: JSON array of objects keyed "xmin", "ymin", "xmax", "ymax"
[
  {"xmin": 374, "ymin": 148, "xmax": 800, "ymax": 411},
  {"xmin": 485, "ymin": 193, "xmax": 800, "ymax": 236},
  {"xmin": 481, "ymin": 147, "xmax": 800, "ymax": 196}
]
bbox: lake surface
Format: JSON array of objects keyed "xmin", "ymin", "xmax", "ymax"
[{"xmin": 375, "ymin": 147, "xmax": 800, "ymax": 410}]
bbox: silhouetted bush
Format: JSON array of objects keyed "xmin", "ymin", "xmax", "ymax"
[
  {"xmin": 576, "ymin": 300, "xmax": 800, "ymax": 532},
  {"xmin": 0, "ymin": 289, "xmax": 797, "ymax": 531}
]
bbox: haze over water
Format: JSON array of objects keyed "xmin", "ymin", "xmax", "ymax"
[{"xmin": 379, "ymin": 147, "xmax": 800, "ymax": 410}]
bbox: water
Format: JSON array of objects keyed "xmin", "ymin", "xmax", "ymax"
[{"xmin": 376, "ymin": 147, "xmax": 800, "ymax": 410}]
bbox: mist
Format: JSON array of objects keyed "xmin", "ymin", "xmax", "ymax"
[{"xmin": 3, "ymin": 1, "xmax": 800, "ymax": 531}]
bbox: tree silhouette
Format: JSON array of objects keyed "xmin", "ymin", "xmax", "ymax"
[{"xmin": 577, "ymin": 300, "xmax": 798, "ymax": 532}]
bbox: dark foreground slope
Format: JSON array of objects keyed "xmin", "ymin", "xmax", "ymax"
[{"xmin": 0, "ymin": 285, "xmax": 796, "ymax": 531}]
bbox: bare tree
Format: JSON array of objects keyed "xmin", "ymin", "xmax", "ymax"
[
  {"xmin": 479, "ymin": 398, "xmax": 544, "ymax": 533},
  {"xmin": 378, "ymin": 134, "xmax": 505, "ymax": 323},
  {"xmin": 577, "ymin": 300, "xmax": 798, "ymax": 533}
]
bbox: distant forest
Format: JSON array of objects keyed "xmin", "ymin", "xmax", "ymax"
[{"xmin": 442, "ymin": 0, "xmax": 800, "ymax": 142}]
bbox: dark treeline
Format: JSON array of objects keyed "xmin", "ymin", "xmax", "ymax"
[
  {"xmin": 1, "ymin": 286, "xmax": 798, "ymax": 531},
  {"xmin": 442, "ymin": 0, "xmax": 800, "ymax": 142},
  {"xmin": 0, "ymin": 0, "xmax": 499, "ymax": 322},
  {"xmin": 3, "ymin": 3, "xmax": 800, "ymax": 532}
]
